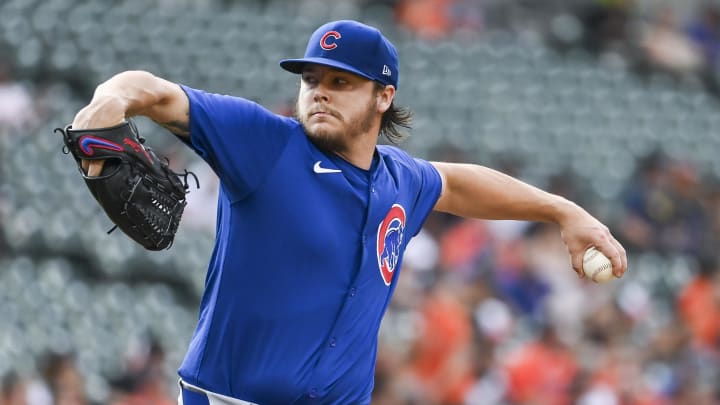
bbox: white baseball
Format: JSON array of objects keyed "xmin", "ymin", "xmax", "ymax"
[{"xmin": 583, "ymin": 247, "xmax": 614, "ymax": 283}]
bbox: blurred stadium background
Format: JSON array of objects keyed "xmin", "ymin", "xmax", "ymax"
[{"xmin": 2, "ymin": 0, "xmax": 720, "ymax": 404}]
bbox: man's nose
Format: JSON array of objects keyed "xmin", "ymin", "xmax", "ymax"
[{"xmin": 312, "ymin": 84, "xmax": 330, "ymax": 103}]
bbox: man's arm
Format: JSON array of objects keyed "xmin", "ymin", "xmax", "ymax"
[
  {"xmin": 72, "ymin": 70, "xmax": 189, "ymax": 136},
  {"xmin": 430, "ymin": 162, "xmax": 627, "ymax": 278},
  {"xmin": 71, "ymin": 70, "xmax": 190, "ymax": 175}
]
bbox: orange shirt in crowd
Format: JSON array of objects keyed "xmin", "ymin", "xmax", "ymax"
[
  {"xmin": 504, "ymin": 340, "xmax": 578, "ymax": 405},
  {"xmin": 409, "ymin": 287, "xmax": 475, "ymax": 404},
  {"xmin": 395, "ymin": 0, "xmax": 455, "ymax": 40},
  {"xmin": 678, "ymin": 275, "xmax": 720, "ymax": 348},
  {"xmin": 439, "ymin": 219, "xmax": 489, "ymax": 271}
]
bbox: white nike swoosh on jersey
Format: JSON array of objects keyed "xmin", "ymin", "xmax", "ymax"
[{"xmin": 313, "ymin": 161, "xmax": 342, "ymax": 174}]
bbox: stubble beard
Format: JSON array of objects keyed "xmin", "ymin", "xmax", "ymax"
[{"xmin": 296, "ymin": 98, "xmax": 377, "ymax": 154}]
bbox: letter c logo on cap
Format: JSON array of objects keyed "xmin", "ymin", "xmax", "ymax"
[{"xmin": 320, "ymin": 31, "xmax": 341, "ymax": 50}]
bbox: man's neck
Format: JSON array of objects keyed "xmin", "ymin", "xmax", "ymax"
[{"xmin": 334, "ymin": 133, "xmax": 379, "ymax": 170}]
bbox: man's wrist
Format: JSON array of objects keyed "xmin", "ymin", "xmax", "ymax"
[{"xmin": 549, "ymin": 196, "xmax": 582, "ymax": 226}]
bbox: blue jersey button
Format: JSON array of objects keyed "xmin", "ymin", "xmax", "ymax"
[
  {"xmin": 329, "ymin": 338, "xmax": 337, "ymax": 347},
  {"xmin": 308, "ymin": 388, "xmax": 318, "ymax": 399},
  {"xmin": 349, "ymin": 287, "xmax": 357, "ymax": 297}
]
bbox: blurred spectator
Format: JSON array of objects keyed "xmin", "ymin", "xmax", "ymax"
[
  {"xmin": 396, "ymin": 0, "xmax": 455, "ymax": 39},
  {"xmin": 0, "ymin": 63, "xmax": 38, "ymax": 131},
  {"xmin": 25, "ymin": 375, "xmax": 51, "ymax": 405},
  {"xmin": 576, "ymin": 0, "xmax": 637, "ymax": 64},
  {"xmin": 406, "ymin": 278, "xmax": 475, "ymax": 404},
  {"xmin": 1, "ymin": 371, "xmax": 27, "ymax": 405},
  {"xmin": 700, "ymin": 176, "xmax": 720, "ymax": 251},
  {"xmin": 36, "ymin": 351, "xmax": 88, "ymax": 405},
  {"xmin": 462, "ymin": 336, "xmax": 507, "ymax": 405},
  {"xmin": 395, "ymin": 0, "xmax": 486, "ymax": 39},
  {"xmin": 372, "ymin": 343, "xmax": 415, "ymax": 405},
  {"xmin": 270, "ymin": 97, "xmax": 296, "ymax": 118},
  {"xmin": 580, "ymin": 341, "xmax": 661, "ymax": 405},
  {"xmin": 685, "ymin": 2, "xmax": 720, "ymax": 72},
  {"xmin": 576, "ymin": 380, "xmax": 621, "ymax": 405},
  {"xmin": 108, "ymin": 335, "xmax": 175, "ymax": 405},
  {"xmin": 403, "ymin": 228, "xmax": 440, "ymax": 275},
  {"xmin": 618, "ymin": 150, "xmax": 667, "ymax": 251},
  {"xmin": 659, "ymin": 160, "xmax": 708, "ymax": 254},
  {"xmin": 583, "ymin": 299, "xmax": 634, "ymax": 350},
  {"xmin": 619, "ymin": 152, "xmax": 709, "ymax": 255},
  {"xmin": 181, "ymin": 160, "xmax": 219, "ymax": 234},
  {"xmin": 644, "ymin": 314, "xmax": 720, "ymax": 404},
  {"xmin": 503, "ymin": 324, "xmax": 579, "ymax": 405},
  {"xmin": 524, "ymin": 222, "xmax": 587, "ymax": 345},
  {"xmin": 546, "ymin": 170, "xmax": 585, "ymax": 207},
  {"xmin": 449, "ymin": 0, "xmax": 486, "ymax": 36},
  {"xmin": 677, "ymin": 253, "xmax": 720, "ymax": 350},
  {"xmin": 438, "ymin": 219, "xmax": 490, "ymax": 278},
  {"xmin": 639, "ymin": 6, "xmax": 703, "ymax": 78},
  {"xmin": 468, "ymin": 282, "xmax": 513, "ymax": 344},
  {"xmin": 492, "ymin": 238, "xmax": 550, "ymax": 323}
]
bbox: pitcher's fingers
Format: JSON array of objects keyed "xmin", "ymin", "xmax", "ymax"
[
  {"xmin": 611, "ymin": 238, "xmax": 627, "ymax": 277},
  {"xmin": 571, "ymin": 251, "xmax": 585, "ymax": 278},
  {"xmin": 87, "ymin": 160, "xmax": 105, "ymax": 177}
]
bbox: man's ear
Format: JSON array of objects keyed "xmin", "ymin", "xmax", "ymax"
[{"xmin": 377, "ymin": 85, "xmax": 395, "ymax": 113}]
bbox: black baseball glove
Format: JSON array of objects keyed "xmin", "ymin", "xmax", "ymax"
[{"xmin": 54, "ymin": 120, "xmax": 197, "ymax": 250}]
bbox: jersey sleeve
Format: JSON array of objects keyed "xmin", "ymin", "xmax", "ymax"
[
  {"xmin": 406, "ymin": 156, "xmax": 443, "ymax": 237},
  {"xmin": 379, "ymin": 146, "xmax": 443, "ymax": 238},
  {"xmin": 179, "ymin": 85, "xmax": 296, "ymax": 201}
]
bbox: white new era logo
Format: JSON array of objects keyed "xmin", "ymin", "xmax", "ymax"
[{"xmin": 382, "ymin": 65, "xmax": 391, "ymax": 76}]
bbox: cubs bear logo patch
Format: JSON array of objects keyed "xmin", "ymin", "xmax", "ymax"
[{"xmin": 376, "ymin": 204, "xmax": 406, "ymax": 286}]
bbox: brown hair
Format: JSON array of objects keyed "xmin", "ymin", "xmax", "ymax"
[{"xmin": 374, "ymin": 83, "xmax": 413, "ymax": 144}]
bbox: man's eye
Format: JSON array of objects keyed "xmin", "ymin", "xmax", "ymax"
[
  {"xmin": 335, "ymin": 78, "xmax": 348, "ymax": 85},
  {"xmin": 303, "ymin": 76, "xmax": 317, "ymax": 85}
]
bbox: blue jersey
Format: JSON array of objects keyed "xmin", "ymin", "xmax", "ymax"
[{"xmin": 177, "ymin": 86, "xmax": 442, "ymax": 405}]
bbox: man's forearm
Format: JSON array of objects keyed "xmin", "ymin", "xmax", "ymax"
[
  {"xmin": 73, "ymin": 70, "xmax": 189, "ymax": 137},
  {"xmin": 431, "ymin": 162, "xmax": 579, "ymax": 223},
  {"xmin": 94, "ymin": 70, "xmax": 172, "ymax": 119}
]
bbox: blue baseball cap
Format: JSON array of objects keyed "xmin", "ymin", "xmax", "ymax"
[{"xmin": 280, "ymin": 20, "xmax": 399, "ymax": 89}]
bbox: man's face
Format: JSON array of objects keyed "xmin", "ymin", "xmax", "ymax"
[{"xmin": 295, "ymin": 64, "xmax": 379, "ymax": 153}]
